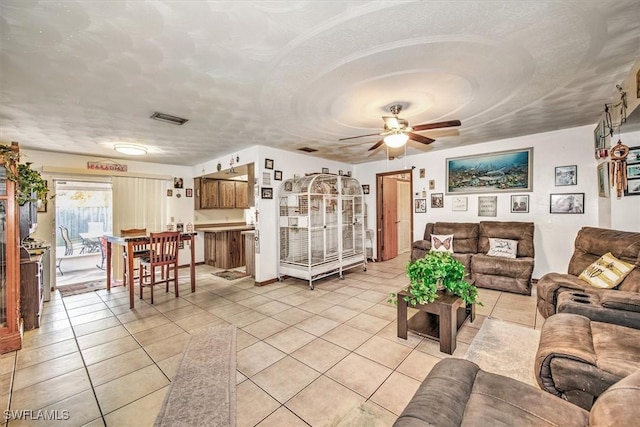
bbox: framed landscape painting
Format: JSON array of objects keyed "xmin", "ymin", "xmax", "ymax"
[{"xmin": 446, "ymin": 148, "xmax": 533, "ymax": 194}]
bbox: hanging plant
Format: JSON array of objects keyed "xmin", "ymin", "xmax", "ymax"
[{"xmin": 1, "ymin": 144, "xmax": 49, "ymax": 205}]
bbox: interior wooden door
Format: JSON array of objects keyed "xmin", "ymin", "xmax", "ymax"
[
  {"xmin": 397, "ymin": 180, "xmax": 411, "ymax": 254},
  {"xmin": 381, "ymin": 176, "xmax": 398, "ymax": 261}
]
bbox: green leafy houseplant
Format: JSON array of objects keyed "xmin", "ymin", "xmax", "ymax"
[
  {"xmin": 1, "ymin": 144, "xmax": 49, "ymax": 205},
  {"xmin": 389, "ymin": 251, "xmax": 481, "ymax": 307}
]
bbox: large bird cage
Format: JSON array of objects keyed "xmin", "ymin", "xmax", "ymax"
[{"xmin": 278, "ymin": 174, "xmax": 366, "ymax": 289}]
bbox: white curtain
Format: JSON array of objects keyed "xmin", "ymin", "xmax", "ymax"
[{"xmin": 112, "ymin": 176, "xmax": 168, "ymax": 277}]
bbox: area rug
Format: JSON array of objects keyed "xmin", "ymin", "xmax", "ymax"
[
  {"xmin": 58, "ymin": 280, "xmax": 123, "ymax": 297},
  {"xmin": 464, "ymin": 317, "xmax": 541, "ymax": 386},
  {"xmin": 213, "ymin": 270, "xmax": 250, "ymax": 280},
  {"xmin": 154, "ymin": 324, "xmax": 237, "ymax": 427}
]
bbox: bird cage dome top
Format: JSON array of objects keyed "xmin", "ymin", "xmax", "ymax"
[{"xmin": 278, "ymin": 174, "xmax": 363, "ymax": 197}]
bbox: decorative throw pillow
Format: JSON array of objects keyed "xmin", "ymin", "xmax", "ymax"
[
  {"xmin": 579, "ymin": 252, "xmax": 635, "ymax": 289},
  {"xmin": 430, "ymin": 234, "xmax": 454, "ymax": 253},
  {"xmin": 486, "ymin": 238, "xmax": 518, "ymax": 258}
]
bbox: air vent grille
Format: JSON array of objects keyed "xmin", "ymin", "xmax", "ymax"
[
  {"xmin": 150, "ymin": 112, "xmax": 189, "ymax": 125},
  {"xmin": 298, "ymin": 147, "xmax": 318, "ymax": 153}
]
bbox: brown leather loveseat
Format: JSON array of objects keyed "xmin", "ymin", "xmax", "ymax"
[
  {"xmin": 536, "ymin": 226, "xmax": 640, "ymax": 329},
  {"xmin": 411, "ymin": 221, "xmax": 535, "ymax": 295}
]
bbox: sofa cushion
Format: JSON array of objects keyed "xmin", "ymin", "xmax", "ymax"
[
  {"xmin": 430, "ymin": 234, "xmax": 454, "ymax": 253},
  {"xmin": 471, "ymin": 255, "xmax": 534, "ymax": 294},
  {"xmin": 578, "ymin": 252, "xmax": 635, "ymax": 289},
  {"xmin": 589, "ymin": 369, "xmax": 640, "ymax": 427},
  {"xmin": 486, "ymin": 238, "xmax": 518, "ymax": 258},
  {"xmin": 479, "ymin": 221, "xmax": 535, "ymax": 258}
]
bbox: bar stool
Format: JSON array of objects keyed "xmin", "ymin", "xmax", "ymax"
[
  {"xmin": 139, "ymin": 231, "xmax": 180, "ymax": 304},
  {"xmin": 121, "ymin": 228, "xmax": 148, "ymax": 287}
]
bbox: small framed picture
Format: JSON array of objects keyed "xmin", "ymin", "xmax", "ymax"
[
  {"xmin": 414, "ymin": 199, "xmax": 427, "ymax": 213},
  {"xmin": 265, "ymin": 158, "xmax": 274, "ymax": 170},
  {"xmin": 185, "ymin": 188, "xmax": 193, "ymax": 197},
  {"xmin": 451, "ymin": 196, "xmax": 467, "ymax": 211},
  {"xmin": 597, "ymin": 163, "xmax": 609, "ymax": 198},
  {"xmin": 362, "ymin": 184, "xmax": 370, "ymax": 195},
  {"xmin": 478, "ymin": 196, "xmax": 497, "ymax": 217},
  {"xmin": 284, "ymin": 181, "xmax": 293, "ymax": 192},
  {"xmin": 263, "ymin": 172, "xmax": 271, "ymax": 186},
  {"xmin": 338, "ymin": 170, "xmax": 344, "ymax": 176},
  {"xmin": 628, "ymin": 163, "xmax": 640, "ymax": 179},
  {"xmin": 274, "ymin": 170, "xmax": 283, "ymax": 181},
  {"xmin": 429, "ymin": 179, "xmax": 435, "ymax": 190},
  {"xmin": 431, "ymin": 193, "xmax": 443, "ymax": 208},
  {"xmin": 419, "ymin": 168, "xmax": 425, "ymax": 179},
  {"xmin": 167, "ymin": 189, "xmax": 173, "ymax": 197},
  {"xmin": 550, "ymin": 193, "xmax": 584, "ymax": 214},
  {"xmin": 174, "ymin": 177, "xmax": 184, "ymax": 188},
  {"xmin": 510, "ymin": 195, "xmax": 529, "ymax": 213},
  {"xmin": 322, "ymin": 167, "xmax": 329, "ymax": 174},
  {"xmin": 261, "ymin": 187, "xmax": 273, "ymax": 199},
  {"xmin": 555, "ymin": 165, "xmax": 577, "ymax": 186},
  {"xmin": 625, "ymin": 179, "xmax": 640, "ymax": 196}
]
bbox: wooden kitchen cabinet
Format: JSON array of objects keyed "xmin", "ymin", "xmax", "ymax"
[
  {"xmin": 203, "ymin": 230, "xmax": 246, "ymax": 268},
  {"xmin": 195, "ymin": 178, "xmax": 248, "ymax": 209},
  {"xmin": 20, "ymin": 255, "xmax": 43, "ymax": 331},
  {"xmin": 235, "ymin": 181, "xmax": 249, "ymax": 208},
  {"xmin": 200, "ymin": 179, "xmax": 220, "ymax": 208},
  {"xmin": 194, "ymin": 177, "xmax": 201, "ymax": 210},
  {"xmin": 219, "ymin": 181, "xmax": 236, "ymax": 208}
]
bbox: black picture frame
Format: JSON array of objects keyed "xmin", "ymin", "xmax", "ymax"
[
  {"xmin": 185, "ymin": 188, "xmax": 193, "ymax": 198},
  {"xmin": 550, "ymin": 193, "xmax": 584, "ymax": 214},
  {"xmin": 555, "ymin": 165, "xmax": 577, "ymax": 186},
  {"xmin": 174, "ymin": 177, "xmax": 184, "ymax": 188},
  {"xmin": 362, "ymin": 184, "xmax": 370, "ymax": 194},
  {"xmin": 430, "ymin": 193, "xmax": 443, "ymax": 208},
  {"xmin": 265, "ymin": 158, "xmax": 274, "ymax": 170},
  {"xmin": 274, "ymin": 170, "xmax": 282, "ymax": 181},
  {"xmin": 510, "ymin": 195, "xmax": 529, "ymax": 213},
  {"xmin": 261, "ymin": 187, "xmax": 273, "ymax": 199},
  {"xmin": 414, "ymin": 199, "xmax": 427, "ymax": 213},
  {"xmin": 322, "ymin": 167, "xmax": 329, "ymax": 173}
]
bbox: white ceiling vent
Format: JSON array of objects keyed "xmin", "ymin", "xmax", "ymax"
[{"xmin": 150, "ymin": 112, "xmax": 189, "ymax": 125}]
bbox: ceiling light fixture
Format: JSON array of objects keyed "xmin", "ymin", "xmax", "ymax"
[
  {"xmin": 384, "ymin": 132, "xmax": 409, "ymax": 148},
  {"xmin": 114, "ymin": 144, "xmax": 147, "ymax": 156},
  {"xmin": 150, "ymin": 112, "xmax": 189, "ymax": 125}
]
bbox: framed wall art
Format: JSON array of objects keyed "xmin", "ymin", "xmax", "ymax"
[
  {"xmin": 262, "ymin": 172, "xmax": 271, "ymax": 186},
  {"xmin": 431, "ymin": 193, "xmax": 443, "ymax": 208},
  {"xmin": 478, "ymin": 196, "xmax": 497, "ymax": 217},
  {"xmin": 174, "ymin": 177, "xmax": 184, "ymax": 188},
  {"xmin": 597, "ymin": 163, "xmax": 609, "ymax": 198},
  {"xmin": 510, "ymin": 195, "xmax": 529, "ymax": 213},
  {"xmin": 274, "ymin": 170, "xmax": 283, "ymax": 181},
  {"xmin": 261, "ymin": 187, "xmax": 273, "ymax": 199},
  {"xmin": 322, "ymin": 167, "xmax": 329, "ymax": 174},
  {"xmin": 446, "ymin": 147, "xmax": 533, "ymax": 194},
  {"xmin": 167, "ymin": 189, "xmax": 173, "ymax": 197},
  {"xmin": 185, "ymin": 188, "xmax": 193, "ymax": 198},
  {"xmin": 414, "ymin": 199, "xmax": 427, "ymax": 213},
  {"xmin": 265, "ymin": 158, "xmax": 274, "ymax": 170},
  {"xmin": 625, "ymin": 145, "xmax": 640, "ymax": 196},
  {"xmin": 555, "ymin": 165, "xmax": 577, "ymax": 186},
  {"xmin": 451, "ymin": 196, "xmax": 468, "ymax": 211},
  {"xmin": 419, "ymin": 168, "xmax": 425, "ymax": 179},
  {"xmin": 362, "ymin": 184, "xmax": 370, "ymax": 194},
  {"xmin": 550, "ymin": 193, "xmax": 584, "ymax": 214}
]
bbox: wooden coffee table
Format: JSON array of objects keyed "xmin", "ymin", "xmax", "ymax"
[{"xmin": 397, "ymin": 288, "xmax": 475, "ymax": 354}]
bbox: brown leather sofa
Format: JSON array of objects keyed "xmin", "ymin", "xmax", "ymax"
[
  {"xmin": 536, "ymin": 226, "xmax": 640, "ymax": 329},
  {"xmin": 535, "ymin": 313, "xmax": 640, "ymax": 410},
  {"xmin": 394, "ymin": 357, "xmax": 640, "ymax": 427},
  {"xmin": 411, "ymin": 221, "xmax": 535, "ymax": 295}
]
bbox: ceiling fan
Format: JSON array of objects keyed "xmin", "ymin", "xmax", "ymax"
[{"xmin": 339, "ymin": 104, "xmax": 461, "ymax": 152}]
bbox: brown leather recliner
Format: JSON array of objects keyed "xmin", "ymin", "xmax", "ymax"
[
  {"xmin": 394, "ymin": 357, "xmax": 640, "ymax": 427},
  {"xmin": 536, "ymin": 226, "xmax": 640, "ymax": 329},
  {"xmin": 535, "ymin": 313, "xmax": 640, "ymax": 410}
]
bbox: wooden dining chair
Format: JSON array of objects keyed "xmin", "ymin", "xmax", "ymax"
[
  {"xmin": 121, "ymin": 228, "xmax": 149, "ymax": 287},
  {"xmin": 139, "ymin": 231, "xmax": 180, "ymax": 304}
]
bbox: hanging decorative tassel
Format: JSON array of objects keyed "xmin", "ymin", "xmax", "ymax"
[{"xmin": 610, "ymin": 140, "xmax": 629, "ymax": 197}]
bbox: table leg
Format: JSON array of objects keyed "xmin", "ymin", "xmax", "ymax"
[
  {"xmin": 127, "ymin": 241, "xmax": 135, "ymax": 309},
  {"xmin": 106, "ymin": 242, "xmax": 112, "ymax": 291},
  {"xmin": 397, "ymin": 297, "xmax": 408, "ymax": 339},
  {"xmin": 440, "ymin": 305, "xmax": 457, "ymax": 355},
  {"xmin": 190, "ymin": 234, "xmax": 195, "ymax": 293}
]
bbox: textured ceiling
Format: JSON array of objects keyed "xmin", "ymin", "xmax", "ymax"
[{"xmin": 1, "ymin": 0, "xmax": 639, "ymax": 166}]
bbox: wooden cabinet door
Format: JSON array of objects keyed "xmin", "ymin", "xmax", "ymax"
[
  {"xmin": 235, "ymin": 181, "xmax": 249, "ymax": 208},
  {"xmin": 201, "ymin": 180, "xmax": 219, "ymax": 208},
  {"xmin": 219, "ymin": 181, "xmax": 236, "ymax": 208},
  {"xmin": 193, "ymin": 178, "xmax": 201, "ymax": 210}
]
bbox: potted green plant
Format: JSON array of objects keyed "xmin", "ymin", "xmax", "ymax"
[
  {"xmin": 1, "ymin": 144, "xmax": 49, "ymax": 205},
  {"xmin": 389, "ymin": 251, "xmax": 481, "ymax": 307}
]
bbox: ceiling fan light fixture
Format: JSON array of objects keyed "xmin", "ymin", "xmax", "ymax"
[
  {"xmin": 384, "ymin": 133, "xmax": 409, "ymax": 148},
  {"xmin": 114, "ymin": 144, "xmax": 147, "ymax": 156}
]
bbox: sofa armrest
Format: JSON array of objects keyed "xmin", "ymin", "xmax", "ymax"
[
  {"xmin": 412, "ymin": 239, "xmax": 430, "ymax": 252},
  {"xmin": 600, "ymin": 291, "xmax": 640, "ymax": 313},
  {"xmin": 394, "ymin": 359, "xmax": 479, "ymax": 427}
]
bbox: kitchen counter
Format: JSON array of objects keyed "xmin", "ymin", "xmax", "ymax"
[
  {"xmin": 197, "ymin": 223, "xmax": 253, "ymax": 269},
  {"xmin": 196, "ymin": 225, "xmax": 255, "ymax": 232}
]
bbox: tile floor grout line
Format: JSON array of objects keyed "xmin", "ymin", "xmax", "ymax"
[{"xmin": 2, "ymin": 352, "xmax": 17, "ymax": 427}]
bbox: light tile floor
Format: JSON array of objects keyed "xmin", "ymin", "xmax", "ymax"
[{"xmin": 1, "ymin": 256, "xmax": 543, "ymax": 426}]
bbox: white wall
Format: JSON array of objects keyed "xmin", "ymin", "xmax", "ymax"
[{"xmin": 354, "ymin": 126, "xmax": 622, "ymax": 279}]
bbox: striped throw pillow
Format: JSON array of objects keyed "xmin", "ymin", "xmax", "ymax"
[{"xmin": 579, "ymin": 252, "xmax": 635, "ymax": 289}]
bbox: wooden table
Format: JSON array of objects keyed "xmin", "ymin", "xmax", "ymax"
[
  {"xmin": 397, "ymin": 288, "xmax": 475, "ymax": 354},
  {"xmin": 105, "ymin": 232, "xmax": 197, "ymax": 309}
]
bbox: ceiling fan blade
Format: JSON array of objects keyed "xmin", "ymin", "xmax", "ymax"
[
  {"xmin": 382, "ymin": 116, "xmax": 400, "ymax": 129},
  {"xmin": 412, "ymin": 120, "xmax": 462, "ymax": 132},
  {"xmin": 368, "ymin": 139, "xmax": 385, "ymax": 151},
  {"xmin": 338, "ymin": 132, "xmax": 382, "ymax": 141},
  {"xmin": 408, "ymin": 133, "xmax": 435, "ymax": 145}
]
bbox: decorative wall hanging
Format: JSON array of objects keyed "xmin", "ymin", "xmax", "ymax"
[
  {"xmin": 451, "ymin": 196, "xmax": 468, "ymax": 211},
  {"xmin": 322, "ymin": 167, "xmax": 329, "ymax": 173},
  {"xmin": 186, "ymin": 188, "xmax": 193, "ymax": 197},
  {"xmin": 446, "ymin": 148, "xmax": 533, "ymax": 194},
  {"xmin": 431, "ymin": 193, "xmax": 443, "ymax": 208},
  {"xmin": 478, "ymin": 196, "xmax": 497, "ymax": 217},
  {"xmin": 414, "ymin": 199, "xmax": 427, "ymax": 213},
  {"xmin": 174, "ymin": 177, "xmax": 183, "ymax": 188},
  {"xmin": 261, "ymin": 187, "xmax": 273, "ymax": 199},
  {"xmin": 265, "ymin": 158, "xmax": 274, "ymax": 170},
  {"xmin": 262, "ymin": 172, "xmax": 271, "ymax": 186},
  {"xmin": 419, "ymin": 168, "xmax": 425, "ymax": 179},
  {"xmin": 511, "ymin": 195, "xmax": 529, "ymax": 213},
  {"xmin": 609, "ymin": 140, "xmax": 629, "ymax": 197},
  {"xmin": 597, "ymin": 164, "xmax": 609, "ymax": 198},
  {"xmin": 362, "ymin": 184, "xmax": 370, "ymax": 194},
  {"xmin": 429, "ymin": 179, "xmax": 435, "ymax": 190},
  {"xmin": 274, "ymin": 170, "xmax": 282, "ymax": 181},
  {"xmin": 216, "ymin": 162, "xmax": 222, "ymax": 171},
  {"xmin": 550, "ymin": 193, "xmax": 584, "ymax": 214},
  {"xmin": 555, "ymin": 165, "xmax": 577, "ymax": 186},
  {"xmin": 624, "ymin": 146, "xmax": 640, "ymax": 196},
  {"xmin": 167, "ymin": 189, "xmax": 173, "ymax": 197}
]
